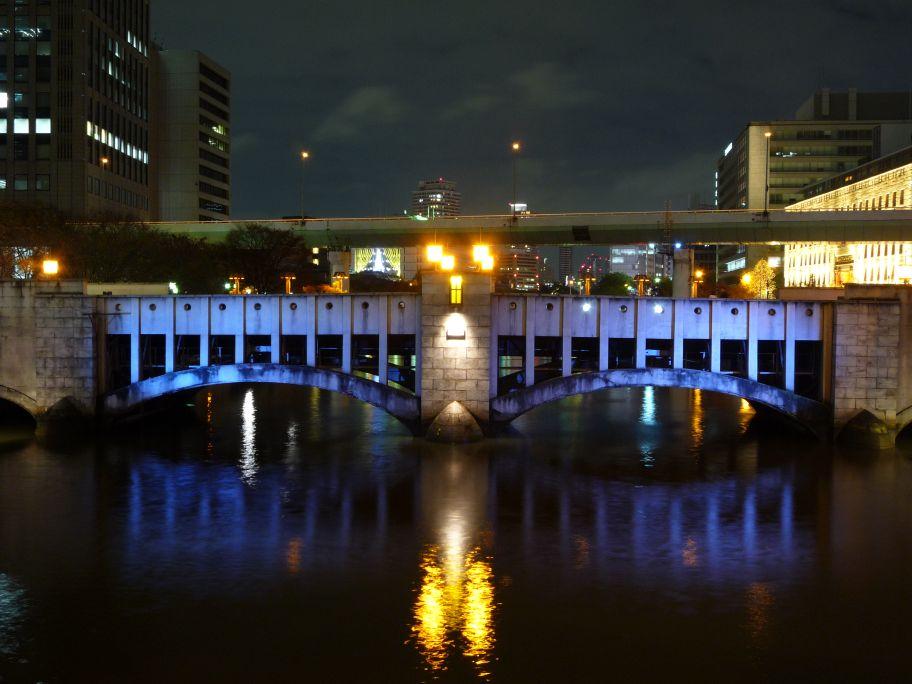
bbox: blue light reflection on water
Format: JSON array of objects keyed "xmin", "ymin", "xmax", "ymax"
[{"xmin": 1, "ymin": 384, "xmax": 911, "ymax": 681}]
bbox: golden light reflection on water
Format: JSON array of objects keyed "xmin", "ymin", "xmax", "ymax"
[
  {"xmin": 691, "ymin": 389, "xmax": 704, "ymax": 448},
  {"xmin": 746, "ymin": 582, "xmax": 774, "ymax": 642},
  {"xmin": 682, "ymin": 537, "xmax": 699, "ymax": 567},
  {"xmin": 739, "ymin": 398, "xmax": 756, "ymax": 432},
  {"xmin": 412, "ymin": 544, "xmax": 495, "ymax": 677}
]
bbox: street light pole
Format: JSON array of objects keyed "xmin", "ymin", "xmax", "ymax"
[
  {"xmin": 764, "ymin": 131, "xmax": 772, "ymax": 214},
  {"xmin": 300, "ymin": 150, "xmax": 310, "ymax": 223},
  {"xmin": 511, "ymin": 141, "xmax": 521, "ymax": 220}
]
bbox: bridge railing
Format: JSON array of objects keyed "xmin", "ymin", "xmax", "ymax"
[
  {"xmin": 100, "ymin": 294, "xmax": 422, "ymax": 393},
  {"xmin": 490, "ymin": 296, "xmax": 829, "ymax": 400}
]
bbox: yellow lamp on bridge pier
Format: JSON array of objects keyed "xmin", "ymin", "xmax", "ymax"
[
  {"xmin": 42, "ymin": 259, "xmax": 60, "ymax": 277},
  {"xmin": 426, "ymin": 244, "xmax": 444, "ymax": 265}
]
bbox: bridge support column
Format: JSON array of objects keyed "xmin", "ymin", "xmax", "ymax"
[
  {"xmin": 672, "ymin": 300, "xmax": 685, "ymax": 369},
  {"xmin": 129, "ymin": 296, "xmax": 140, "ymax": 384},
  {"xmin": 710, "ymin": 301, "xmax": 722, "ymax": 374},
  {"xmin": 342, "ymin": 298, "xmax": 352, "ymax": 374},
  {"xmin": 525, "ymin": 298, "xmax": 537, "ymax": 386},
  {"xmin": 561, "ymin": 298, "xmax": 572, "ymax": 377},
  {"xmin": 420, "ymin": 271, "xmax": 493, "ymax": 436},
  {"xmin": 164, "ymin": 298, "xmax": 175, "ymax": 374},
  {"xmin": 784, "ymin": 303, "xmax": 797, "ymax": 392},
  {"xmin": 379, "ymin": 296, "xmax": 389, "ymax": 385},
  {"xmin": 747, "ymin": 301, "xmax": 760, "ymax": 382},
  {"xmin": 673, "ymin": 248, "xmax": 693, "ymax": 299},
  {"xmin": 199, "ymin": 297, "xmax": 210, "ymax": 367}
]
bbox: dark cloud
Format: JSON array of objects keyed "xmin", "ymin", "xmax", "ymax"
[{"xmin": 152, "ymin": 0, "xmax": 912, "ymax": 218}]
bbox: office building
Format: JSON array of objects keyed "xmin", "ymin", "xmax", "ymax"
[
  {"xmin": 557, "ymin": 246, "xmax": 573, "ymax": 284},
  {"xmin": 410, "ymin": 178, "xmax": 461, "ymax": 217},
  {"xmin": 717, "ymin": 89, "xmax": 912, "ymax": 212},
  {"xmin": 715, "ymin": 89, "xmax": 912, "ymax": 283},
  {"xmin": 784, "ymin": 146, "xmax": 912, "ymax": 287},
  {"xmin": 497, "ymin": 245, "xmax": 540, "ymax": 292},
  {"xmin": 1, "ymin": 0, "xmax": 153, "ymax": 217},
  {"xmin": 154, "ymin": 49, "xmax": 231, "ymax": 221}
]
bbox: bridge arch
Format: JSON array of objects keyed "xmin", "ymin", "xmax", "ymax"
[
  {"xmin": 490, "ymin": 368, "xmax": 831, "ymax": 439},
  {"xmin": 0, "ymin": 385, "xmax": 40, "ymax": 421},
  {"xmin": 102, "ymin": 364, "xmax": 420, "ymax": 430}
]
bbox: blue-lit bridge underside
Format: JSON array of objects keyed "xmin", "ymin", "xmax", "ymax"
[
  {"xmin": 490, "ymin": 368, "xmax": 830, "ymax": 439},
  {"xmin": 156, "ymin": 209, "xmax": 912, "ymax": 247},
  {"xmin": 103, "ymin": 364, "xmax": 421, "ymax": 427}
]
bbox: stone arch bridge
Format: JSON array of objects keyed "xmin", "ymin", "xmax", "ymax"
[{"xmin": 0, "ymin": 278, "xmax": 907, "ymax": 445}]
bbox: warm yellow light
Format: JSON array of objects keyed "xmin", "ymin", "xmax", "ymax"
[
  {"xmin": 440, "ymin": 254, "xmax": 456, "ymax": 271},
  {"xmin": 741, "ymin": 273, "xmax": 753, "ymax": 286},
  {"xmin": 472, "ymin": 245, "xmax": 490, "ymax": 263},
  {"xmin": 301, "ymin": 150, "xmax": 310, "ymax": 160},
  {"xmin": 764, "ymin": 131, "xmax": 772, "ymax": 138},
  {"xmin": 42, "ymin": 259, "xmax": 59, "ymax": 276},
  {"xmin": 100, "ymin": 156, "xmax": 109, "ymax": 166},
  {"xmin": 481, "ymin": 255, "xmax": 495, "ymax": 272},
  {"xmin": 511, "ymin": 141, "xmax": 521, "ymax": 152},
  {"xmin": 450, "ymin": 275, "xmax": 464, "ymax": 288},
  {"xmin": 694, "ymin": 269, "xmax": 704, "ymax": 279},
  {"xmin": 426, "ymin": 244, "xmax": 444, "ymax": 264}
]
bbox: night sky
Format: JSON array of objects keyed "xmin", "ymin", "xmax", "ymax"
[{"xmin": 152, "ymin": 0, "xmax": 912, "ymax": 219}]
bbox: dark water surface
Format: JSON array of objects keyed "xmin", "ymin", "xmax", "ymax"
[{"xmin": 1, "ymin": 385, "xmax": 911, "ymax": 682}]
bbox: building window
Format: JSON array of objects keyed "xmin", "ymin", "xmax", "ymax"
[
  {"xmin": 14, "ymin": 175, "xmax": 27, "ymax": 191},
  {"xmin": 35, "ymin": 175, "xmax": 50, "ymax": 191},
  {"xmin": 449, "ymin": 275, "xmax": 463, "ymax": 306}
]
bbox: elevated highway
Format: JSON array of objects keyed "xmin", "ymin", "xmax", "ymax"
[{"xmin": 153, "ymin": 209, "xmax": 912, "ymax": 247}]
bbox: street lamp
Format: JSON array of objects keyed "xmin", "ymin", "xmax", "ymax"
[
  {"xmin": 100, "ymin": 156, "xmax": 110, "ymax": 170},
  {"xmin": 764, "ymin": 131, "xmax": 772, "ymax": 214},
  {"xmin": 692, "ymin": 269, "xmax": 704, "ymax": 298},
  {"xmin": 300, "ymin": 150, "xmax": 311, "ymax": 223},
  {"xmin": 511, "ymin": 141, "xmax": 522, "ymax": 220}
]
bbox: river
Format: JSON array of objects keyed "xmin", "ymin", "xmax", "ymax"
[{"xmin": 1, "ymin": 385, "xmax": 911, "ymax": 682}]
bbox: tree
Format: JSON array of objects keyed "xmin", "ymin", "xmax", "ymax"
[
  {"xmin": 221, "ymin": 223, "xmax": 308, "ymax": 293},
  {"xmin": 742, "ymin": 259, "xmax": 778, "ymax": 299},
  {"xmin": 591, "ymin": 272, "xmax": 634, "ymax": 296}
]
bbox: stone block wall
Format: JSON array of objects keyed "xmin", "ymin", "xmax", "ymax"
[
  {"xmin": 832, "ymin": 300, "xmax": 901, "ymax": 430},
  {"xmin": 420, "ymin": 272, "xmax": 492, "ymax": 423},
  {"xmin": 33, "ymin": 292, "xmax": 97, "ymax": 415},
  {"xmin": 0, "ymin": 281, "xmax": 96, "ymax": 419}
]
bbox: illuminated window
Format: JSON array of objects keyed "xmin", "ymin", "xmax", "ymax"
[{"xmin": 449, "ymin": 275, "xmax": 463, "ymax": 306}]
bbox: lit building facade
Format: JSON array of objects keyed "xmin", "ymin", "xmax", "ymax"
[
  {"xmin": 0, "ymin": 0, "xmax": 153, "ymax": 217},
  {"xmin": 787, "ymin": 146, "xmax": 911, "ymax": 212},
  {"xmin": 785, "ymin": 147, "xmax": 912, "ymax": 287},
  {"xmin": 154, "ymin": 50, "xmax": 231, "ymax": 221},
  {"xmin": 715, "ymin": 89, "xmax": 912, "ymax": 284},
  {"xmin": 410, "ymin": 178, "xmax": 461, "ymax": 217}
]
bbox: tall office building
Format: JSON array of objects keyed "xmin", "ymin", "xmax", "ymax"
[
  {"xmin": 717, "ymin": 89, "xmax": 912, "ymax": 211},
  {"xmin": 558, "ymin": 246, "xmax": 573, "ymax": 284},
  {"xmin": 154, "ymin": 49, "xmax": 231, "ymax": 221},
  {"xmin": 497, "ymin": 245, "xmax": 540, "ymax": 292},
  {"xmin": 410, "ymin": 178, "xmax": 461, "ymax": 217},
  {"xmin": 0, "ymin": 0, "xmax": 153, "ymax": 217},
  {"xmin": 715, "ymin": 89, "xmax": 912, "ymax": 282}
]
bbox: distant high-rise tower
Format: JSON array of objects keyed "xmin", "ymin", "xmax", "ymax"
[
  {"xmin": 155, "ymin": 50, "xmax": 231, "ymax": 221},
  {"xmin": 410, "ymin": 178, "xmax": 461, "ymax": 217},
  {"xmin": 558, "ymin": 247, "xmax": 573, "ymax": 284},
  {"xmin": 0, "ymin": 1, "xmax": 153, "ymax": 217}
]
